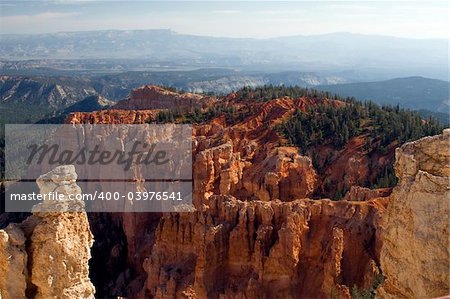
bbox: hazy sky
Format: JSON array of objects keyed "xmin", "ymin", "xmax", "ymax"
[{"xmin": 0, "ymin": 1, "xmax": 448, "ymax": 39}]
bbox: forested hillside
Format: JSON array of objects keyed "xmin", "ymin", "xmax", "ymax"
[{"xmin": 151, "ymin": 85, "xmax": 444, "ymax": 197}]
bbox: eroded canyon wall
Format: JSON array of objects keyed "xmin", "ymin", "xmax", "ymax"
[
  {"xmin": 2, "ymin": 86, "xmax": 448, "ymax": 299},
  {"xmin": 0, "ymin": 165, "xmax": 95, "ymax": 299},
  {"xmin": 114, "ymin": 85, "xmax": 214, "ymax": 111},
  {"xmin": 140, "ymin": 195, "xmax": 387, "ymax": 299},
  {"xmin": 63, "ymin": 87, "xmax": 449, "ymax": 298},
  {"xmin": 378, "ymin": 129, "xmax": 450, "ymax": 298}
]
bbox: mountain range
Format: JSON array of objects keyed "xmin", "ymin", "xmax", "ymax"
[
  {"xmin": 1, "ymin": 71, "xmax": 449, "ymax": 125},
  {"xmin": 317, "ymin": 77, "xmax": 450, "ymax": 113},
  {"xmin": 1, "ymin": 30, "xmax": 448, "ymax": 81}
]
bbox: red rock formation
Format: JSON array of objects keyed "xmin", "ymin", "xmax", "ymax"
[
  {"xmin": 378, "ymin": 129, "xmax": 450, "ymax": 298},
  {"xmin": 140, "ymin": 195, "xmax": 387, "ymax": 298},
  {"xmin": 4, "ymin": 86, "xmax": 447, "ymax": 299},
  {"xmin": 67, "ymin": 109, "xmax": 159, "ymax": 124},
  {"xmin": 67, "ymin": 89, "xmax": 388, "ymax": 199},
  {"xmin": 343, "ymin": 186, "xmax": 392, "ymax": 201},
  {"xmin": 113, "ymin": 85, "xmax": 214, "ymax": 112},
  {"xmin": 62, "ymin": 86, "xmax": 394, "ymax": 298}
]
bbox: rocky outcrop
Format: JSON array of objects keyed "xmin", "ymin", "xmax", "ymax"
[
  {"xmin": 343, "ymin": 186, "xmax": 392, "ymax": 202},
  {"xmin": 0, "ymin": 165, "xmax": 95, "ymax": 299},
  {"xmin": 62, "ymin": 87, "xmax": 396, "ymax": 298},
  {"xmin": 66, "ymin": 109, "xmax": 159, "ymax": 124},
  {"xmin": 65, "ymin": 88, "xmax": 392, "ymax": 200},
  {"xmin": 58, "ymin": 87, "xmax": 449, "ymax": 299},
  {"xmin": 0, "ymin": 223, "xmax": 27, "ymax": 299},
  {"xmin": 378, "ymin": 129, "xmax": 450, "ymax": 298},
  {"xmin": 113, "ymin": 85, "xmax": 214, "ymax": 112},
  {"xmin": 191, "ymin": 97, "xmax": 333, "ymax": 203},
  {"xmin": 140, "ymin": 195, "xmax": 387, "ymax": 299}
]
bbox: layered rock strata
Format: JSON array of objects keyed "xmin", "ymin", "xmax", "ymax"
[
  {"xmin": 66, "ymin": 86, "xmax": 392, "ymax": 200},
  {"xmin": 378, "ymin": 129, "xmax": 450, "ymax": 298},
  {"xmin": 0, "ymin": 165, "xmax": 95, "ymax": 299},
  {"xmin": 61, "ymin": 87, "xmax": 449, "ymax": 298},
  {"xmin": 113, "ymin": 85, "xmax": 214, "ymax": 112},
  {"xmin": 140, "ymin": 195, "xmax": 387, "ymax": 298}
]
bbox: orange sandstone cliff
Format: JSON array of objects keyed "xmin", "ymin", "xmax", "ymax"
[
  {"xmin": 64, "ymin": 86, "xmax": 393, "ymax": 298},
  {"xmin": 378, "ymin": 129, "xmax": 450, "ymax": 298},
  {"xmin": 140, "ymin": 195, "xmax": 386, "ymax": 298},
  {"xmin": 113, "ymin": 85, "xmax": 214, "ymax": 112},
  {"xmin": 0, "ymin": 165, "xmax": 95, "ymax": 299},
  {"xmin": 4, "ymin": 86, "xmax": 443, "ymax": 298}
]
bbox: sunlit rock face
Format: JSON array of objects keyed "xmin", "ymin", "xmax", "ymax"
[
  {"xmin": 66, "ymin": 87, "xmax": 391, "ymax": 201},
  {"xmin": 140, "ymin": 195, "xmax": 386, "ymax": 299},
  {"xmin": 113, "ymin": 85, "xmax": 215, "ymax": 111},
  {"xmin": 61, "ymin": 87, "xmax": 448, "ymax": 298},
  {"xmin": 0, "ymin": 223, "xmax": 27, "ymax": 299},
  {"xmin": 378, "ymin": 129, "xmax": 450, "ymax": 299},
  {"xmin": 0, "ymin": 165, "xmax": 95, "ymax": 299}
]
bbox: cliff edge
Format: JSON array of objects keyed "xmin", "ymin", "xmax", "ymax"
[
  {"xmin": 378, "ymin": 129, "xmax": 450, "ymax": 298},
  {"xmin": 0, "ymin": 165, "xmax": 95, "ymax": 299}
]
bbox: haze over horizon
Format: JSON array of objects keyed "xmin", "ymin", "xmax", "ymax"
[
  {"xmin": 1, "ymin": 29, "xmax": 448, "ymax": 41},
  {"xmin": 1, "ymin": 0, "xmax": 449, "ymax": 39}
]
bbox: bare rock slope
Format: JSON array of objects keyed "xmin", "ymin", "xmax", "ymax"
[
  {"xmin": 378, "ymin": 129, "xmax": 450, "ymax": 298},
  {"xmin": 141, "ymin": 195, "xmax": 387, "ymax": 298},
  {"xmin": 0, "ymin": 165, "xmax": 95, "ymax": 299},
  {"xmin": 58, "ymin": 87, "xmax": 449, "ymax": 298},
  {"xmin": 113, "ymin": 85, "xmax": 214, "ymax": 111}
]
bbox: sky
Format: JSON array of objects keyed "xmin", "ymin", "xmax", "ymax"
[{"xmin": 0, "ymin": 1, "xmax": 449, "ymax": 39}]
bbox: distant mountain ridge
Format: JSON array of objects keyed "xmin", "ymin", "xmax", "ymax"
[
  {"xmin": 1, "ymin": 30, "xmax": 447, "ymax": 80},
  {"xmin": 37, "ymin": 95, "xmax": 114, "ymax": 124},
  {"xmin": 0, "ymin": 75, "xmax": 97, "ymax": 124},
  {"xmin": 317, "ymin": 77, "xmax": 450, "ymax": 114},
  {"xmin": 0, "ymin": 75, "xmax": 96, "ymax": 108},
  {"xmin": 0, "ymin": 70, "xmax": 350, "ymax": 118},
  {"xmin": 1, "ymin": 72, "xmax": 448, "ymax": 124}
]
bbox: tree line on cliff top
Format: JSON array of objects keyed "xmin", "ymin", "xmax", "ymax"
[
  {"xmin": 149, "ymin": 104, "xmax": 252, "ymax": 126},
  {"xmin": 279, "ymin": 100, "xmax": 442, "ymax": 152},
  {"xmin": 151, "ymin": 85, "xmax": 444, "ymax": 197},
  {"xmin": 235, "ymin": 84, "xmax": 339, "ymax": 102},
  {"xmin": 245, "ymin": 85, "xmax": 443, "ymax": 194},
  {"xmin": 278, "ymin": 98, "xmax": 442, "ymax": 195},
  {"xmin": 231, "ymin": 85, "xmax": 442, "ymax": 154},
  {"xmin": 155, "ymin": 85, "xmax": 442, "ymax": 155},
  {"xmin": 1, "ymin": 85, "xmax": 443, "ymax": 202}
]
